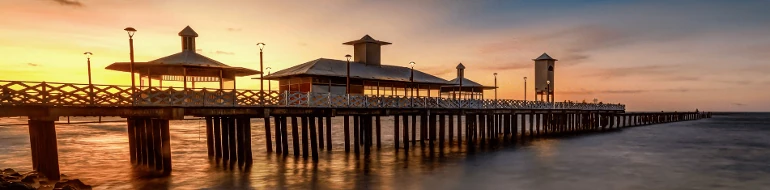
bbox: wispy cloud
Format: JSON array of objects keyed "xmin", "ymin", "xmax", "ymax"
[
  {"xmin": 561, "ymin": 87, "xmax": 715, "ymax": 95},
  {"xmin": 584, "ymin": 64, "xmax": 682, "ymax": 79},
  {"xmin": 26, "ymin": 63, "xmax": 39, "ymax": 67},
  {"xmin": 213, "ymin": 50, "xmax": 234, "ymax": 55},
  {"xmin": 733, "ymin": 103, "xmax": 746, "ymax": 106},
  {"xmin": 481, "ymin": 61, "xmax": 530, "ymax": 71},
  {"xmin": 51, "ymin": 0, "xmax": 83, "ymax": 7},
  {"xmin": 226, "ymin": 28, "xmax": 242, "ymax": 32}
]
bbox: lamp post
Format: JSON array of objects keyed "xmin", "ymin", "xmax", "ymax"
[
  {"xmin": 546, "ymin": 80, "xmax": 551, "ymax": 103},
  {"xmin": 265, "ymin": 67, "xmax": 271, "ymax": 91},
  {"xmin": 124, "ymin": 27, "xmax": 136, "ymax": 105},
  {"xmin": 493, "ymin": 73, "xmax": 498, "ymax": 100},
  {"xmin": 84, "ymin": 52, "xmax": 94, "ymax": 105},
  {"xmin": 523, "ymin": 77, "xmax": 527, "ymax": 101},
  {"xmin": 345, "ymin": 54, "xmax": 352, "ymax": 95},
  {"xmin": 257, "ymin": 42, "xmax": 265, "ymax": 104},
  {"xmin": 409, "ymin": 61, "xmax": 415, "ymax": 97}
]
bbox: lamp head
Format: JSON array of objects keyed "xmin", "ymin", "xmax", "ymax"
[
  {"xmin": 256, "ymin": 42, "xmax": 265, "ymax": 51},
  {"xmin": 547, "ymin": 80, "xmax": 551, "ymax": 85},
  {"xmin": 524, "ymin": 77, "xmax": 527, "ymax": 80},
  {"xmin": 84, "ymin": 52, "xmax": 92, "ymax": 58},
  {"xmin": 345, "ymin": 54, "xmax": 352, "ymax": 61},
  {"xmin": 124, "ymin": 27, "xmax": 136, "ymax": 37},
  {"xmin": 494, "ymin": 73, "xmax": 497, "ymax": 76}
]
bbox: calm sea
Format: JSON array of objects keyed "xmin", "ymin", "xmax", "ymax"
[{"xmin": 1, "ymin": 113, "xmax": 769, "ymax": 189}]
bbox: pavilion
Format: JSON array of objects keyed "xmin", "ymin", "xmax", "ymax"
[
  {"xmin": 440, "ymin": 63, "xmax": 497, "ymax": 99},
  {"xmin": 106, "ymin": 26, "xmax": 260, "ymax": 90},
  {"xmin": 264, "ymin": 35, "xmax": 451, "ymax": 97}
]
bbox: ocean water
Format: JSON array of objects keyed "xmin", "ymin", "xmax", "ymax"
[{"xmin": 1, "ymin": 113, "xmax": 769, "ymax": 189}]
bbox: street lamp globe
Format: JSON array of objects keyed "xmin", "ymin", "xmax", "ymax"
[
  {"xmin": 257, "ymin": 42, "xmax": 265, "ymax": 51},
  {"xmin": 124, "ymin": 27, "xmax": 136, "ymax": 37},
  {"xmin": 345, "ymin": 54, "xmax": 352, "ymax": 61}
]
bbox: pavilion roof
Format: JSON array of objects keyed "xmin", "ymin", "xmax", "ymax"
[
  {"xmin": 106, "ymin": 51, "xmax": 260, "ymax": 77},
  {"xmin": 443, "ymin": 77, "xmax": 497, "ymax": 90},
  {"xmin": 264, "ymin": 58, "xmax": 449, "ymax": 84}
]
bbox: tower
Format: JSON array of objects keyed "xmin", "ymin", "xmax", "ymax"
[
  {"xmin": 342, "ymin": 35, "xmax": 392, "ymax": 66},
  {"xmin": 179, "ymin": 26, "xmax": 198, "ymax": 51},
  {"xmin": 534, "ymin": 53, "xmax": 557, "ymax": 102}
]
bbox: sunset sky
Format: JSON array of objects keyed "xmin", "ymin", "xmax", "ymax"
[{"xmin": 1, "ymin": 0, "xmax": 769, "ymax": 111}]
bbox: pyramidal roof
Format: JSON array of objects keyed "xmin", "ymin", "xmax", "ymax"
[
  {"xmin": 456, "ymin": 63, "xmax": 465, "ymax": 69},
  {"xmin": 445, "ymin": 77, "xmax": 497, "ymax": 89},
  {"xmin": 179, "ymin": 26, "xmax": 198, "ymax": 37},
  {"xmin": 534, "ymin": 53, "xmax": 557, "ymax": 61},
  {"xmin": 264, "ymin": 58, "xmax": 447, "ymax": 84},
  {"xmin": 342, "ymin": 35, "xmax": 392, "ymax": 45}
]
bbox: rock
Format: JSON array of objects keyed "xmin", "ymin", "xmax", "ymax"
[
  {"xmin": 54, "ymin": 179, "xmax": 92, "ymax": 190},
  {"xmin": 20, "ymin": 174, "xmax": 36, "ymax": 183},
  {"xmin": 0, "ymin": 182, "xmax": 35, "ymax": 190}
]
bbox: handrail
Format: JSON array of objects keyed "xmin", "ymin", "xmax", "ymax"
[{"xmin": 0, "ymin": 80, "xmax": 625, "ymax": 110}]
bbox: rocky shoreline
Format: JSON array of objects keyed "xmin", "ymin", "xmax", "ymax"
[{"xmin": 0, "ymin": 168, "xmax": 92, "ymax": 190}]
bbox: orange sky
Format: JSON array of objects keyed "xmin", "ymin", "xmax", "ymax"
[{"xmin": 1, "ymin": 0, "xmax": 769, "ymax": 111}]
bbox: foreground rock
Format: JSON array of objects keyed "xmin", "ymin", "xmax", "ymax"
[{"xmin": 1, "ymin": 168, "xmax": 92, "ymax": 190}]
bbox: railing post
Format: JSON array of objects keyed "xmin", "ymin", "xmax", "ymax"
[
  {"xmin": 327, "ymin": 93, "xmax": 332, "ymax": 107},
  {"xmin": 347, "ymin": 94, "xmax": 350, "ymax": 107},
  {"xmin": 89, "ymin": 84, "xmax": 95, "ymax": 105},
  {"xmin": 307, "ymin": 92, "xmax": 312, "ymax": 107},
  {"xmin": 283, "ymin": 91, "xmax": 288, "ymax": 106},
  {"xmin": 41, "ymin": 81, "xmax": 48, "ymax": 105}
]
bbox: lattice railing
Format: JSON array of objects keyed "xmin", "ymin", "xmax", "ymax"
[{"xmin": 0, "ymin": 80, "xmax": 626, "ymax": 110}]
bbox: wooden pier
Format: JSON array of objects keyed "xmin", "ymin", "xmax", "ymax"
[{"xmin": 0, "ymin": 80, "xmax": 711, "ymax": 178}]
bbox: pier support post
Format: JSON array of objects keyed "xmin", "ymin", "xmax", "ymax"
[
  {"xmin": 394, "ymin": 115, "xmax": 400, "ymax": 151},
  {"xmin": 309, "ymin": 116, "xmax": 319, "ymax": 160},
  {"xmin": 403, "ymin": 114, "xmax": 409, "ymax": 151},
  {"xmin": 264, "ymin": 115, "xmax": 272, "ymax": 153},
  {"xmin": 28, "ymin": 118, "xmax": 60, "ymax": 180},
  {"xmin": 353, "ymin": 116, "xmax": 360, "ymax": 154},
  {"xmin": 205, "ymin": 117, "xmax": 214, "ymax": 157},
  {"xmin": 344, "ymin": 115, "xmax": 350, "ymax": 152},
  {"xmin": 160, "ymin": 119, "xmax": 172, "ymax": 174},
  {"xmin": 291, "ymin": 117, "xmax": 300, "ymax": 157},
  {"xmin": 439, "ymin": 114, "xmax": 445, "ymax": 149},
  {"xmin": 448, "ymin": 115, "xmax": 454, "ymax": 146},
  {"xmin": 282, "ymin": 117, "xmax": 289, "ymax": 154},
  {"xmin": 325, "ymin": 116, "xmax": 331, "ymax": 152},
  {"xmin": 376, "ymin": 116, "xmax": 381, "ymax": 149},
  {"xmin": 213, "ymin": 117, "xmax": 222, "ymax": 158},
  {"xmin": 127, "ymin": 119, "xmax": 137, "ymax": 164},
  {"xmin": 457, "ymin": 114, "xmax": 462, "ymax": 148},
  {"xmin": 228, "ymin": 117, "xmax": 237, "ymax": 162},
  {"xmin": 301, "ymin": 116, "xmax": 309, "ymax": 158},
  {"xmin": 318, "ymin": 116, "xmax": 324, "ymax": 150},
  {"xmin": 411, "ymin": 115, "xmax": 417, "ymax": 146},
  {"xmin": 274, "ymin": 116, "xmax": 282, "ymax": 154}
]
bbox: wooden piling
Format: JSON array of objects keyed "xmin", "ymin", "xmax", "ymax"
[
  {"xmin": 213, "ymin": 117, "xmax": 222, "ymax": 159},
  {"xmin": 325, "ymin": 116, "xmax": 332, "ymax": 151},
  {"xmin": 448, "ymin": 115, "xmax": 454, "ymax": 146},
  {"xmin": 439, "ymin": 114, "xmax": 445, "ymax": 149},
  {"xmin": 318, "ymin": 116, "xmax": 324, "ymax": 150},
  {"xmin": 265, "ymin": 115, "xmax": 272, "ymax": 153},
  {"xmin": 353, "ymin": 116, "xmax": 360, "ymax": 154},
  {"xmin": 291, "ymin": 117, "xmax": 300, "ymax": 157},
  {"xmin": 403, "ymin": 114, "xmax": 409, "ymax": 151},
  {"xmin": 221, "ymin": 117, "xmax": 230, "ymax": 160},
  {"xmin": 420, "ymin": 113, "xmax": 426, "ymax": 147},
  {"xmin": 274, "ymin": 116, "xmax": 282, "ymax": 154},
  {"xmin": 309, "ymin": 116, "xmax": 319, "ymax": 160},
  {"xmin": 429, "ymin": 113, "xmax": 436, "ymax": 148},
  {"xmin": 237, "ymin": 118, "xmax": 246, "ymax": 165},
  {"xmin": 152, "ymin": 119, "xmax": 163, "ymax": 170},
  {"xmin": 228, "ymin": 117, "xmax": 237, "ymax": 162},
  {"xmin": 344, "ymin": 115, "xmax": 350, "ymax": 152},
  {"xmin": 457, "ymin": 114, "xmax": 462, "ymax": 147},
  {"xmin": 281, "ymin": 117, "xmax": 289, "ymax": 154},
  {"xmin": 394, "ymin": 115, "xmax": 400, "ymax": 151},
  {"xmin": 411, "ymin": 115, "xmax": 417, "ymax": 146},
  {"xmin": 205, "ymin": 117, "xmax": 214, "ymax": 157},
  {"xmin": 127, "ymin": 119, "xmax": 137, "ymax": 164},
  {"xmin": 29, "ymin": 119, "xmax": 60, "ymax": 180},
  {"xmin": 157, "ymin": 119, "xmax": 171, "ymax": 174},
  {"xmin": 376, "ymin": 116, "xmax": 381, "ymax": 149},
  {"xmin": 139, "ymin": 119, "xmax": 149, "ymax": 165},
  {"xmin": 244, "ymin": 117, "xmax": 253, "ymax": 164},
  {"xmin": 301, "ymin": 116, "xmax": 309, "ymax": 158}
]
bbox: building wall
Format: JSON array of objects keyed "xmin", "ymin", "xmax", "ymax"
[{"xmin": 534, "ymin": 60, "xmax": 555, "ymax": 94}]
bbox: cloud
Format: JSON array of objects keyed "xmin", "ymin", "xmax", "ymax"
[
  {"xmin": 584, "ymin": 64, "xmax": 682, "ymax": 79},
  {"xmin": 733, "ymin": 103, "xmax": 745, "ymax": 106},
  {"xmin": 51, "ymin": 0, "xmax": 83, "ymax": 7},
  {"xmin": 26, "ymin": 63, "xmax": 39, "ymax": 67},
  {"xmin": 481, "ymin": 61, "xmax": 530, "ymax": 70},
  {"xmin": 226, "ymin": 28, "xmax": 242, "ymax": 32},
  {"xmin": 213, "ymin": 50, "xmax": 234, "ymax": 55},
  {"xmin": 560, "ymin": 87, "xmax": 714, "ymax": 95}
]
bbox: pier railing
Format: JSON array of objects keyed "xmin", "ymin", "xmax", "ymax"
[{"xmin": 0, "ymin": 80, "xmax": 624, "ymax": 110}]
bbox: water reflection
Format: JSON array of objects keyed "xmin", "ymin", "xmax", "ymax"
[{"xmin": 2, "ymin": 114, "xmax": 770, "ymax": 189}]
